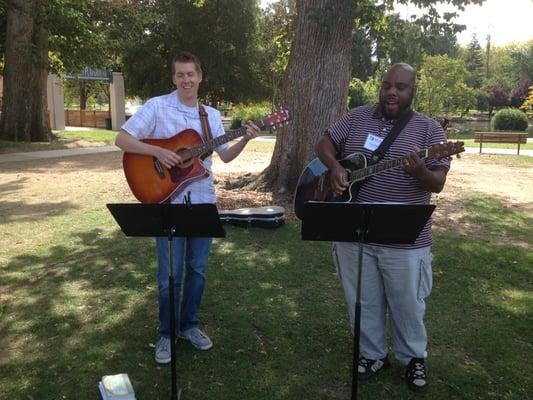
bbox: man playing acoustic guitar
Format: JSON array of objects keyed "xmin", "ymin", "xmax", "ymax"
[
  {"xmin": 115, "ymin": 51, "xmax": 260, "ymax": 364},
  {"xmin": 315, "ymin": 63, "xmax": 451, "ymax": 392}
]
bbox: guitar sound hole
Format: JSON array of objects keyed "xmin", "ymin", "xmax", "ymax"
[{"xmin": 176, "ymin": 148, "xmax": 193, "ymax": 163}]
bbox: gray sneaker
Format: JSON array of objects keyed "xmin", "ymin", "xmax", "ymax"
[
  {"xmin": 155, "ymin": 337, "xmax": 171, "ymax": 364},
  {"xmin": 178, "ymin": 328, "xmax": 213, "ymax": 350}
]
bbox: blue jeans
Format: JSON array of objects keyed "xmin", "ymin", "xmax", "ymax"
[{"xmin": 156, "ymin": 236, "xmax": 212, "ymax": 338}]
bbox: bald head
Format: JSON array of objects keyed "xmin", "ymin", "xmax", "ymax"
[{"xmin": 379, "ymin": 63, "xmax": 417, "ymax": 119}]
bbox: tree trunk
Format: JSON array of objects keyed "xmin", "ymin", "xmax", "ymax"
[
  {"xmin": 79, "ymin": 81, "xmax": 87, "ymax": 110},
  {"xmin": 263, "ymin": 0, "xmax": 354, "ymax": 193},
  {"xmin": 0, "ymin": 1, "xmax": 51, "ymax": 142}
]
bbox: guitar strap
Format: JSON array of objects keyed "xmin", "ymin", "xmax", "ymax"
[
  {"xmin": 369, "ymin": 108, "xmax": 414, "ymax": 165},
  {"xmin": 199, "ymin": 105, "xmax": 213, "ymax": 160}
]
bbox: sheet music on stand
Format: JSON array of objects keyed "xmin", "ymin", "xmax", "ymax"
[{"xmin": 302, "ymin": 201, "xmax": 435, "ymax": 243}]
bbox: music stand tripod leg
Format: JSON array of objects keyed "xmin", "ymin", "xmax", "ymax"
[{"xmin": 167, "ymin": 229, "xmax": 183, "ymax": 400}]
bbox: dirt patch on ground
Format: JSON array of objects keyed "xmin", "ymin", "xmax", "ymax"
[{"xmin": 1, "ymin": 145, "xmax": 531, "ymax": 248}]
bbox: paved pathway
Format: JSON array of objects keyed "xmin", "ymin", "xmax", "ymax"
[
  {"xmin": 0, "ymin": 139, "xmax": 532, "ymax": 164},
  {"xmin": 0, "ymin": 145, "xmax": 120, "ymax": 164}
]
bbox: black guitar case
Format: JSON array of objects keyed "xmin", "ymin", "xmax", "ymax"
[{"xmin": 218, "ymin": 206, "xmax": 285, "ymax": 229}]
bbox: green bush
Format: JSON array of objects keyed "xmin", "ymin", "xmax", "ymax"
[
  {"xmin": 348, "ymin": 78, "xmax": 378, "ymax": 109},
  {"xmin": 230, "ymin": 102, "xmax": 271, "ymax": 129},
  {"xmin": 491, "ymin": 108, "xmax": 529, "ymax": 131}
]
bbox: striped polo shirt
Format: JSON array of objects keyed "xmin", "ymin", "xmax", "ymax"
[{"xmin": 326, "ymin": 103, "xmax": 450, "ymax": 249}]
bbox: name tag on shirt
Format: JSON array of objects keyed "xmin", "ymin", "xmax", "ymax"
[{"xmin": 364, "ymin": 134, "xmax": 384, "ymax": 151}]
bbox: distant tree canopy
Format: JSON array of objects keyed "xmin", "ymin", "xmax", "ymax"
[
  {"xmin": 463, "ymin": 34, "xmax": 484, "ymax": 89},
  {"xmin": 416, "ymin": 54, "xmax": 475, "ymax": 116},
  {"xmin": 120, "ymin": 0, "xmax": 267, "ymax": 105},
  {"xmin": 351, "ymin": 4, "xmax": 463, "ymax": 80},
  {"xmin": 3, "ymin": 0, "xmax": 531, "ymax": 151}
]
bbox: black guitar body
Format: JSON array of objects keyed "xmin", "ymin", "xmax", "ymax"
[{"xmin": 293, "ymin": 153, "xmax": 368, "ymax": 219}]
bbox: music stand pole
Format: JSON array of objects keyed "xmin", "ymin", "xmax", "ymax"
[
  {"xmin": 166, "ymin": 228, "xmax": 182, "ymax": 400},
  {"xmin": 351, "ymin": 223, "xmax": 366, "ymax": 400}
]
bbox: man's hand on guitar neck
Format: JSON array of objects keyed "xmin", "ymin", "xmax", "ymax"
[
  {"xmin": 402, "ymin": 145, "xmax": 447, "ymax": 193},
  {"xmin": 218, "ymin": 121, "xmax": 260, "ymax": 163},
  {"xmin": 243, "ymin": 121, "xmax": 261, "ymax": 142}
]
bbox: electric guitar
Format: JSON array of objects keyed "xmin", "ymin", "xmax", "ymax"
[
  {"xmin": 123, "ymin": 108, "xmax": 291, "ymax": 203},
  {"xmin": 293, "ymin": 141, "xmax": 464, "ymax": 220}
]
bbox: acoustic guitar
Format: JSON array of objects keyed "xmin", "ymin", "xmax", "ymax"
[
  {"xmin": 123, "ymin": 109, "xmax": 291, "ymax": 203},
  {"xmin": 293, "ymin": 141, "xmax": 464, "ymax": 220}
]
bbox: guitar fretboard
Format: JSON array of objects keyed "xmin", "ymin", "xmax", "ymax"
[
  {"xmin": 187, "ymin": 118, "xmax": 267, "ymax": 158},
  {"xmin": 349, "ymin": 149, "xmax": 429, "ymax": 181}
]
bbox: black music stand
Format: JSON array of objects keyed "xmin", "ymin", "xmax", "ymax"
[
  {"xmin": 107, "ymin": 203, "xmax": 226, "ymax": 400},
  {"xmin": 301, "ymin": 201, "xmax": 435, "ymax": 400}
]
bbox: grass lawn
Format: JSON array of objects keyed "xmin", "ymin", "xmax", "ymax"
[
  {"xmin": 0, "ymin": 138, "xmax": 532, "ymax": 399},
  {"xmin": 0, "ymin": 129, "xmax": 118, "ymax": 154}
]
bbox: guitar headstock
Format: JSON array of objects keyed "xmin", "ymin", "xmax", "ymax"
[
  {"xmin": 428, "ymin": 141, "xmax": 465, "ymax": 160},
  {"xmin": 260, "ymin": 108, "xmax": 292, "ymax": 128}
]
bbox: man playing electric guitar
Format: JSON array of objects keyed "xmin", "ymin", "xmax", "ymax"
[
  {"xmin": 315, "ymin": 63, "xmax": 451, "ymax": 393},
  {"xmin": 115, "ymin": 51, "xmax": 260, "ymax": 364}
]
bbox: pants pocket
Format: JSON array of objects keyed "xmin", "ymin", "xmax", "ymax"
[{"xmin": 417, "ymin": 252, "xmax": 433, "ymax": 300}]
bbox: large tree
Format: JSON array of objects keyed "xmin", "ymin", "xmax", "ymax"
[
  {"xmin": 0, "ymin": 0, "xmax": 50, "ymax": 141},
  {"xmin": 0, "ymin": 0, "xmax": 107, "ymax": 142},
  {"xmin": 263, "ymin": 0, "xmax": 484, "ymax": 193},
  {"xmin": 264, "ymin": 0, "xmax": 355, "ymax": 193}
]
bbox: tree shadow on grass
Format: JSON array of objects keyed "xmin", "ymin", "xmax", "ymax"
[
  {"xmin": 0, "ymin": 178, "xmax": 79, "ymax": 224},
  {"xmin": 0, "ymin": 227, "xmax": 161, "ymax": 398},
  {"xmin": 1, "ymin": 203, "xmax": 532, "ymax": 399}
]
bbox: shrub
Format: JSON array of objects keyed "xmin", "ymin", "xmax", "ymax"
[
  {"xmin": 475, "ymin": 89, "xmax": 490, "ymax": 112},
  {"xmin": 348, "ymin": 78, "xmax": 374, "ymax": 108},
  {"xmin": 491, "ymin": 108, "xmax": 529, "ymax": 131},
  {"xmin": 230, "ymin": 102, "xmax": 271, "ymax": 129}
]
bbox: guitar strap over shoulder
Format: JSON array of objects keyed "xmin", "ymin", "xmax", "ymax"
[
  {"xmin": 199, "ymin": 105, "xmax": 213, "ymax": 160},
  {"xmin": 369, "ymin": 109, "xmax": 414, "ymax": 165}
]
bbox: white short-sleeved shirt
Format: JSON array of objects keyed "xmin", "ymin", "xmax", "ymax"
[{"xmin": 121, "ymin": 91, "xmax": 228, "ymax": 204}]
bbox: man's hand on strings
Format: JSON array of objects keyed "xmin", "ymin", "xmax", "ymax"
[
  {"xmin": 329, "ymin": 164, "xmax": 349, "ymax": 196},
  {"xmin": 155, "ymin": 146, "xmax": 183, "ymax": 169}
]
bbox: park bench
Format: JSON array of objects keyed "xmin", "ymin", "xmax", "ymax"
[{"xmin": 474, "ymin": 131, "xmax": 528, "ymax": 155}]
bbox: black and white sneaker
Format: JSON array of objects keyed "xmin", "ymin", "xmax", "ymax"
[
  {"xmin": 357, "ymin": 356, "xmax": 389, "ymax": 380},
  {"xmin": 405, "ymin": 357, "xmax": 428, "ymax": 392}
]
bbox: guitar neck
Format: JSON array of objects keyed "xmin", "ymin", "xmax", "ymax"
[
  {"xmin": 350, "ymin": 149, "xmax": 428, "ymax": 181},
  {"xmin": 189, "ymin": 118, "xmax": 268, "ymax": 158}
]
